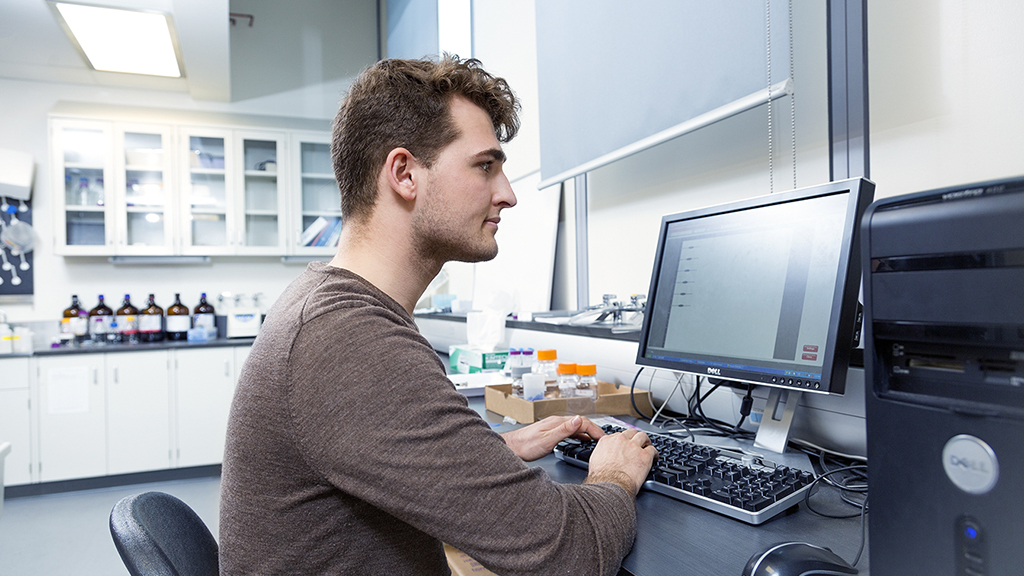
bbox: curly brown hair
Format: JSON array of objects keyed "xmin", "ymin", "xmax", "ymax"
[{"xmin": 331, "ymin": 55, "xmax": 520, "ymax": 223}]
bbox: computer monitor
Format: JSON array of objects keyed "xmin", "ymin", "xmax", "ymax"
[{"xmin": 635, "ymin": 178, "xmax": 874, "ymax": 451}]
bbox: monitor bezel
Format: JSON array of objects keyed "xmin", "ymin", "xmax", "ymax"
[{"xmin": 635, "ymin": 177, "xmax": 875, "ymax": 395}]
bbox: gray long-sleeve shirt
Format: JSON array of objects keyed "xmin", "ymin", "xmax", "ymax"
[{"xmin": 219, "ymin": 263, "xmax": 637, "ymax": 575}]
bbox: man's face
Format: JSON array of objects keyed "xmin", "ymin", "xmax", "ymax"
[{"xmin": 413, "ymin": 97, "xmax": 517, "ymax": 263}]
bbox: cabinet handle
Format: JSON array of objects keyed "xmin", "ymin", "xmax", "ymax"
[
  {"xmin": 93, "ymin": 367, "xmax": 99, "ymax": 384},
  {"xmin": 113, "ymin": 366, "xmax": 118, "ymax": 383},
  {"xmin": 225, "ymin": 361, "xmax": 230, "ymax": 377}
]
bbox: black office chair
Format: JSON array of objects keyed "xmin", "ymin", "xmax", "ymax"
[{"xmin": 109, "ymin": 491, "xmax": 219, "ymax": 576}]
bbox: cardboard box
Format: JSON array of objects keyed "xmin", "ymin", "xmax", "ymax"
[
  {"xmin": 484, "ymin": 381, "xmax": 651, "ymax": 424},
  {"xmin": 448, "ymin": 345, "xmax": 508, "ymax": 374}
]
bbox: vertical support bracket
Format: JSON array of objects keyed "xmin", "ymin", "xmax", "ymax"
[
  {"xmin": 754, "ymin": 387, "xmax": 802, "ymax": 454},
  {"xmin": 827, "ymin": 0, "xmax": 870, "ymax": 180},
  {"xmin": 573, "ymin": 173, "xmax": 589, "ymax": 310}
]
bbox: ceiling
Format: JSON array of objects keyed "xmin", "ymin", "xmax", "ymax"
[{"xmin": 0, "ymin": 0, "xmax": 380, "ymax": 105}]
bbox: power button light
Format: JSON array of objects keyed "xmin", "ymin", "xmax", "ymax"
[{"xmin": 956, "ymin": 515, "xmax": 986, "ymax": 576}]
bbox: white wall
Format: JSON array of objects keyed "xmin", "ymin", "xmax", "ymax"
[{"xmin": 869, "ymin": 0, "xmax": 1024, "ymax": 197}]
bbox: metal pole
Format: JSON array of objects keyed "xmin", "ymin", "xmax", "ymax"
[{"xmin": 827, "ymin": 0, "xmax": 870, "ymax": 180}]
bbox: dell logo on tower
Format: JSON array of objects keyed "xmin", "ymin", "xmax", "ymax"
[
  {"xmin": 707, "ymin": 367, "xmax": 721, "ymax": 376},
  {"xmin": 942, "ymin": 435, "xmax": 999, "ymax": 495}
]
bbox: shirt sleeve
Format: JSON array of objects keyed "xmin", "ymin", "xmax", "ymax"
[{"xmin": 286, "ymin": 306, "xmax": 637, "ymax": 576}]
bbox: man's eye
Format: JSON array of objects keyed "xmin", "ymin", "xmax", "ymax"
[{"xmin": 480, "ymin": 161, "xmax": 492, "ymax": 172}]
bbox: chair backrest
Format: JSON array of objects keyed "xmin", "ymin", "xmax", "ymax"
[{"xmin": 109, "ymin": 491, "xmax": 219, "ymax": 576}]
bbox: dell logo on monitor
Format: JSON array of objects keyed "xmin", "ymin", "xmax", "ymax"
[{"xmin": 707, "ymin": 367, "xmax": 721, "ymax": 376}]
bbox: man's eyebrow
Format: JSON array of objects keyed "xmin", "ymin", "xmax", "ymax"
[{"xmin": 476, "ymin": 148, "xmax": 507, "ymax": 163}]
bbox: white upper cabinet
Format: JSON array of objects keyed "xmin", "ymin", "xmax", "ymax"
[
  {"xmin": 51, "ymin": 119, "xmax": 117, "ymax": 255},
  {"xmin": 179, "ymin": 127, "xmax": 236, "ymax": 255},
  {"xmin": 236, "ymin": 131, "xmax": 288, "ymax": 255},
  {"xmin": 49, "ymin": 106, "xmax": 336, "ymax": 257},
  {"xmin": 116, "ymin": 124, "xmax": 176, "ymax": 255},
  {"xmin": 289, "ymin": 132, "xmax": 342, "ymax": 256}
]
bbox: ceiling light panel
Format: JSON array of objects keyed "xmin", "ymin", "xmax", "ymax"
[{"xmin": 52, "ymin": 2, "xmax": 183, "ymax": 78}]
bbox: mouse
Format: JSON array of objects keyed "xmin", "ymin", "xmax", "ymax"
[{"xmin": 741, "ymin": 542, "xmax": 858, "ymax": 576}]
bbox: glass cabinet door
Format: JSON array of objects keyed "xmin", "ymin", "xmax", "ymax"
[
  {"xmin": 117, "ymin": 125, "xmax": 174, "ymax": 254},
  {"xmin": 181, "ymin": 129, "xmax": 234, "ymax": 254},
  {"xmin": 237, "ymin": 132, "xmax": 286, "ymax": 254},
  {"xmin": 53, "ymin": 120, "xmax": 114, "ymax": 254},
  {"xmin": 290, "ymin": 134, "xmax": 342, "ymax": 255}
]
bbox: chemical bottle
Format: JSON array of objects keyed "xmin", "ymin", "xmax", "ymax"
[
  {"xmin": 139, "ymin": 294, "xmax": 165, "ymax": 342},
  {"xmin": 91, "ymin": 177, "xmax": 105, "ymax": 206},
  {"xmin": 534, "ymin": 349, "xmax": 559, "ymax": 396},
  {"xmin": 576, "ymin": 364, "xmax": 598, "ymax": 399},
  {"xmin": 557, "ymin": 363, "xmax": 579, "ymax": 398},
  {"xmin": 521, "ymin": 348, "xmax": 535, "ymax": 371},
  {"xmin": 116, "ymin": 294, "xmax": 140, "ymax": 344},
  {"xmin": 88, "ymin": 295, "xmax": 114, "ymax": 343},
  {"xmin": 166, "ymin": 293, "xmax": 191, "ymax": 341},
  {"xmin": 61, "ymin": 294, "xmax": 88, "ymax": 344},
  {"xmin": 503, "ymin": 348, "xmax": 521, "ymax": 376},
  {"xmin": 510, "ymin": 365, "xmax": 531, "ymax": 398},
  {"xmin": 76, "ymin": 177, "xmax": 90, "ymax": 206},
  {"xmin": 106, "ymin": 320, "xmax": 121, "ymax": 344},
  {"xmin": 192, "ymin": 292, "xmax": 216, "ymax": 332}
]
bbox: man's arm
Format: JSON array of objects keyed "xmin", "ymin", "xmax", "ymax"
[{"xmin": 501, "ymin": 415, "xmax": 605, "ymax": 462}]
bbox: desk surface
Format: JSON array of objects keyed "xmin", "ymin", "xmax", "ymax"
[{"xmin": 468, "ymin": 397, "xmax": 870, "ymax": 575}]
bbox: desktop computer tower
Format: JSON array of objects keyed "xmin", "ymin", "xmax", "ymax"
[{"xmin": 862, "ymin": 176, "xmax": 1024, "ymax": 576}]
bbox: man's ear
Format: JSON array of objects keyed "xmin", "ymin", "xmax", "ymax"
[{"xmin": 384, "ymin": 147, "xmax": 422, "ymax": 202}]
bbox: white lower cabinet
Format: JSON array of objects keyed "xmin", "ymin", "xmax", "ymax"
[
  {"xmin": 174, "ymin": 347, "xmax": 238, "ymax": 467},
  {"xmin": 36, "ymin": 354, "xmax": 107, "ymax": 482},
  {"xmin": 27, "ymin": 344, "xmax": 248, "ymax": 485},
  {"xmin": 0, "ymin": 357, "xmax": 33, "ymax": 485},
  {"xmin": 106, "ymin": 350, "xmax": 171, "ymax": 475}
]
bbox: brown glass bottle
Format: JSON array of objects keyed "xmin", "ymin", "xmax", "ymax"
[
  {"xmin": 192, "ymin": 292, "xmax": 216, "ymax": 332},
  {"xmin": 166, "ymin": 293, "xmax": 191, "ymax": 340},
  {"xmin": 87, "ymin": 295, "xmax": 114, "ymax": 343},
  {"xmin": 61, "ymin": 295, "xmax": 88, "ymax": 343},
  {"xmin": 139, "ymin": 294, "xmax": 165, "ymax": 342},
  {"xmin": 115, "ymin": 294, "xmax": 140, "ymax": 344}
]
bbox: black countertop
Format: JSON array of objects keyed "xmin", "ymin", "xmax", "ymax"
[{"xmin": 29, "ymin": 337, "xmax": 256, "ymax": 356}]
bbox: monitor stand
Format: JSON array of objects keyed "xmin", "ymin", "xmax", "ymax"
[{"xmin": 753, "ymin": 387, "xmax": 801, "ymax": 455}]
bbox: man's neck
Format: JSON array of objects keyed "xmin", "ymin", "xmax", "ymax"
[{"xmin": 328, "ymin": 221, "xmax": 440, "ymax": 314}]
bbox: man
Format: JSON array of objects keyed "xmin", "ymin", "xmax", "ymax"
[{"xmin": 220, "ymin": 56, "xmax": 657, "ymax": 576}]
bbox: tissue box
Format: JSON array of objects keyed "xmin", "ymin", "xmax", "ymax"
[
  {"xmin": 484, "ymin": 381, "xmax": 652, "ymax": 424},
  {"xmin": 449, "ymin": 345, "xmax": 508, "ymax": 374}
]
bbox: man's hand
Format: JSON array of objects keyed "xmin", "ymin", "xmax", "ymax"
[
  {"xmin": 501, "ymin": 415, "xmax": 605, "ymax": 462},
  {"xmin": 584, "ymin": 429, "xmax": 657, "ymax": 497}
]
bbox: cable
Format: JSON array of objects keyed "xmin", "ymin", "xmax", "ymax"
[
  {"xmin": 803, "ymin": 464, "xmax": 869, "ymax": 519},
  {"xmin": 735, "ymin": 384, "xmax": 754, "ymax": 431},
  {"xmin": 629, "ymin": 367, "xmax": 651, "ymax": 419}
]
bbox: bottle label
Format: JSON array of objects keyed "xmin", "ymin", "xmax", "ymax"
[
  {"xmin": 139, "ymin": 315, "xmax": 162, "ymax": 332},
  {"xmin": 194, "ymin": 313, "xmax": 215, "ymax": 329},
  {"xmin": 69, "ymin": 316, "xmax": 87, "ymax": 336},
  {"xmin": 116, "ymin": 315, "xmax": 138, "ymax": 333},
  {"xmin": 89, "ymin": 316, "xmax": 111, "ymax": 335},
  {"xmin": 166, "ymin": 316, "xmax": 191, "ymax": 332}
]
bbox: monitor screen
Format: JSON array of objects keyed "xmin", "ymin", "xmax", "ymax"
[{"xmin": 636, "ymin": 178, "xmax": 874, "ymax": 395}]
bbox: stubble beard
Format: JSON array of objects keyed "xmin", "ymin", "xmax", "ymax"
[{"xmin": 412, "ymin": 207, "xmax": 499, "ymax": 265}]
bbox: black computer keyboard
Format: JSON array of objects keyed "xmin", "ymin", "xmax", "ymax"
[{"xmin": 554, "ymin": 425, "xmax": 815, "ymax": 525}]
